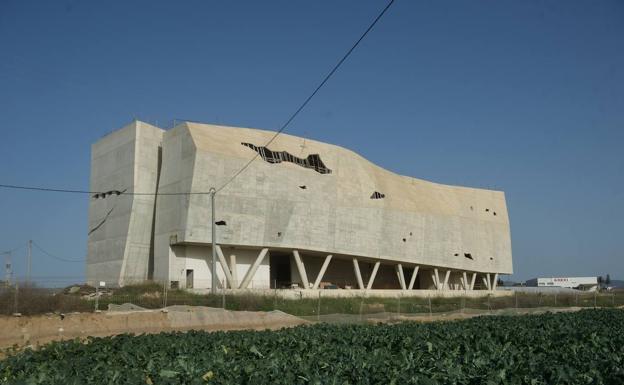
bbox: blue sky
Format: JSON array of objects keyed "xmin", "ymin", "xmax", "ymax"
[{"xmin": 0, "ymin": 0, "xmax": 622, "ymax": 284}]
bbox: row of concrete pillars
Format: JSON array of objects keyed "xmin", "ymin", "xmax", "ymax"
[{"xmin": 215, "ymin": 247, "xmax": 499, "ymax": 291}]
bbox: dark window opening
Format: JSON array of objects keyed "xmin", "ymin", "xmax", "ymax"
[
  {"xmin": 470, "ymin": 206, "xmax": 474, "ymax": 210},
  {"xmin": 490, "ymin": 257, "xmax": 494, "ymax": 260},
  {"xmin": 464, "ymin": 253, "xmax": 473, "ymax": 260},
  {"xmin": 409, "ymin": 232, "xmax": 413, "ymax": 236},
  {"xmin": 454, "ymin": 253, "xmax": 459, "ymax": 256},
  {"xmin": 241, "ymin": 142, "xmax": 332, "ymax": 174},
  {"xmin": 370, "ymin": 191, "xmax": 385, "ymax": 199},
  {"xmin": 402, "ymin": 238, "xmax": 406, "ymax": 242},
  {"xmin": 485, "ymin": 208, "xmax": 489, "ymax": 212},
  {"xmin": 298, "ymin": 185, "xmax": 307, "ymax": 189},
  {"xmin": 277, "ymin": 232, "xmax": 282, "ymax": 237},
  {"xmin": 215, "ymin": 220, "xmax": 227, "ymax": 226},
  {"xmin": 493, "ymin": 212, "xmax": 497, "ymax": 216}
]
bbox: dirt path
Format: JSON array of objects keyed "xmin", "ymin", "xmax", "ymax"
[{"xmin": 0, "ymin": 306, "xmax": 308, "ymax": 353}]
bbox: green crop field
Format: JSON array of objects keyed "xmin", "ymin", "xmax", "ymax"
[{"xmin": 1, "ymin": 309, "xmax": 623, "ymax": 385}]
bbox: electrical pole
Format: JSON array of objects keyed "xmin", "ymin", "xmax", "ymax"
[
  {"xmin": 210, "ymin": 188, "xmax": 217, "ymax": 294},
  {"xmin": 4, "ymin": 251, "xmax": 12, "ymax": 285},
  {"xmin": 27, "ymin": 240, "xmax": 32, "ymax": 284}
]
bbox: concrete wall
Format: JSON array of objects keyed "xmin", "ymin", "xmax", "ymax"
[
  {"xmin": 152, "ymin": 122, "xmax": 512, "ymax": 285},
  {"xmin": 86, "ymin": 121, "xmax": 163, "ymax": 286}
]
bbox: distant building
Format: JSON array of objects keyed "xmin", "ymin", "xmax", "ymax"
[{"xmin": 525, "ymin": 277, "xmax": 598, "ymax": 291}]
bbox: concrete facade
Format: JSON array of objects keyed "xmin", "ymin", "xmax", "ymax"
[{"xmin": 87, "ymin": 121, "xmax": 513, "ymax": 292}]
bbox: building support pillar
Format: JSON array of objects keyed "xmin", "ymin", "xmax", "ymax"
[
  {"xmin": 292, "ymin": 250, "xmax": 309, "ymax": 289},
  {"xmin": 462, "ymin": 271, "xmax": 468, "ymax": 291},
  {"xmin": 395, "ymin": 264, "xmax": 406, "ymax": 290},
  {"xmin": 442, "ymin": 270, "xmax": 451, "ymax": 291},
  {"xmin": 483, "ymin": 273, "xmax": 492, "ymax": 291},
  {"xmin": 470, "ymin": 272, "xmax": 477, "ymax": 290},
  {"xmin": 215, "ymin": 245, "xmax": 235, "ymax": 289},
  {"xmin": 312, "ymin": 254, "xmax": 333, "ymax": 290},
  {"xmin": 433, "ymin": 268, "xmax": 441, "ymax": 290},
  {"xmin": 229, "ymin": 253, "xmax": 238, "ymax": 289},
  {"xmin": 239, "ymin": 248, "xmax": 268, "ymax": 289},
  {"xmin": 366, "ymin": 261, "xmax": 380, "ymax": 290},
  {"xmin": 352, "ymin": 258, "xmax": 365, "ymax": 290},
  {"xmin": 492, "ymin": 273, "xmax": 499, "ymax": 291},
  {"xmin": 407, "ymin": 266, "xmax": 420, "ymax": 290}
]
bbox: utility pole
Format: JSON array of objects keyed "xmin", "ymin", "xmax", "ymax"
[
  {"xmin": 210, "ymin": 188, "xmax": 217, "ymax": 294},
  {"xmin": 4, "ymin": 251, "xmax": 12, "ymax": 285},
  {"xmin": 27, "ymin": 240, "xmax": 32, "ymax": 284}
]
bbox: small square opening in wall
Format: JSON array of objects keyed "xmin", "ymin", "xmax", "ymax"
[
  {"xmin": 493, "ymin": 212, "xmax": 497, "ymax": 216},
  {"xmin": 454, "ymin": 253, "xmax": 459, "ymax": 256},
  {"xmin": 464, "ymin": 253, "xmax": 473, "ymax": 260},
  {"xmin": 485, "ymin": 208, "xmax": 490, "ymax": 212},
  {"xmin": 402, "ymin": 238, "xmax": 406, "ymax": 242}
]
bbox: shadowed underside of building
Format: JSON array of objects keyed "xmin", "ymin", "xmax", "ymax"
[{"xmin": 87, "ymin": 120, "xmax": 513, "ymax": 292}]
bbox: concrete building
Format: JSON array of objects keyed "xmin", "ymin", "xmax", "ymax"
[{"xmin": 87, "ymin": 120, "xmax": 513, "ymax": 292}]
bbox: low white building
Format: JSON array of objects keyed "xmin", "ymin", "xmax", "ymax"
[{"xmin": 527, "ymin": 277, "xmax": 598, "ymax": 290}]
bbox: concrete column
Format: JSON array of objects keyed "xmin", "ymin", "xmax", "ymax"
[
  {"xmin": 407, "ymin": 266, "xmax": 420, "ymax": 290},
  {"xmin": 462, "ymin": 271, "xmax": 468, "ymax": 291},
  {"xmin": 292, "ymin": 250, "xmax": 309, "ymax": 289},
  {"xmin": 229, "ymin": 253, "xmax": 238, "ymax": 289},
  {"xmin": 352, "ymin": 258, "xmax": 365, "ymax": 290},
  {"xmin": 366, "ymin": 261, "xmax": 380, "ymax": 290},
  {"xmin": 395, "ymin": 264, "xmax": 406, "ymax": 290},
  {"xmin": 239, "ymin": 248, "xmax": 268, "ymax": 289},
  {"xmin": 434, "ymin": 268, "xmax": 441, "ymax": 290},
  {"xmin": 215, "ymin": 245, "xmax": 235, "ymax": 289},
  {"xmin": 486, "ymin": 273, "xmax": 492, "ymax": 291},
  {"xmin": 442, "ymin": 270, "xmax": 451, "ymax": 291},
  {"xmin": 312, "ymin": 254, "xmax": 332, "ymax": 290},
  {"xmin": 492, "ymin": 273, "xmax": 499, "ymax": 290},
  {"xmin": 470, "ymin": 272, "xmax": 477, "ymax": 290}
]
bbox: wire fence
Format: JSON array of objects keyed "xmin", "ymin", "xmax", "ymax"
[{"xmin": 1, "ymin": 280, "xmax": 622, "ymax": 319}]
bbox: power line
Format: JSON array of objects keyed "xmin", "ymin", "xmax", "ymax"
[
  {"xmin": 0, "ymin": 1, "xmax": 395, "ymax": 198},
  {"xmin": 0, "ymin": 183, "xmax": 209, "ymax": 196},
  {"xmin": 216, "ymin": 0, "xmax": 395, "ymax": 193},
  {"xmin": 32, "ymin": 241, "xmax": 85, "ymax": 263}
]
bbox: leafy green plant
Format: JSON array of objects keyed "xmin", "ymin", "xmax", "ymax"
[{"xmin": 2, "ymin": 309, "xmax": 623, "ymax": 384}]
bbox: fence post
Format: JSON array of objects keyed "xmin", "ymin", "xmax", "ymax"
[
  {"xmin": 317, "ymin": 290, "xmax": 321, "ymax": 322},
  {"xmin": 94, "ymin": 284, "xmax": 99, "ymax": 312},
  {"xmin": 428, "ymin": 295, "xmax": 432, "ymax": 318},
  {"xmin": 554, "ymin": 293, "xmax": 557, "ymax": 307},
  {"xmin": 594, "ymin": 291, "xmax": 597, "ymax": 309},
  {"xmin": 273, "ymin": 280, "xmax": 277, "ymax": 310},
  {"xmin": 162, "ymin": 280, "xmax": 168, "ymax": 309},
  {"xmin": 222, "ymin": 279, "xmax": 226, "ymax": 310},
  {"xmin": 359, "ymin": 298, "xmax": 364, "ymax": 322},
  {"xmin": 13, "ymin": 282, "xmax": 19, "ymax": 315}
]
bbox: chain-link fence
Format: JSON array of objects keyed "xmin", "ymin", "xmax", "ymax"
[{"xmin": 1, "ymin": 279, "xmax": 623, "ymax": 319}]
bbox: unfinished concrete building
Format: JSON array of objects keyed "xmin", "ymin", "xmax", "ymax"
[{"xmin": 87, "ymin": 120, "xmax": 513, "ymax": 292}]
